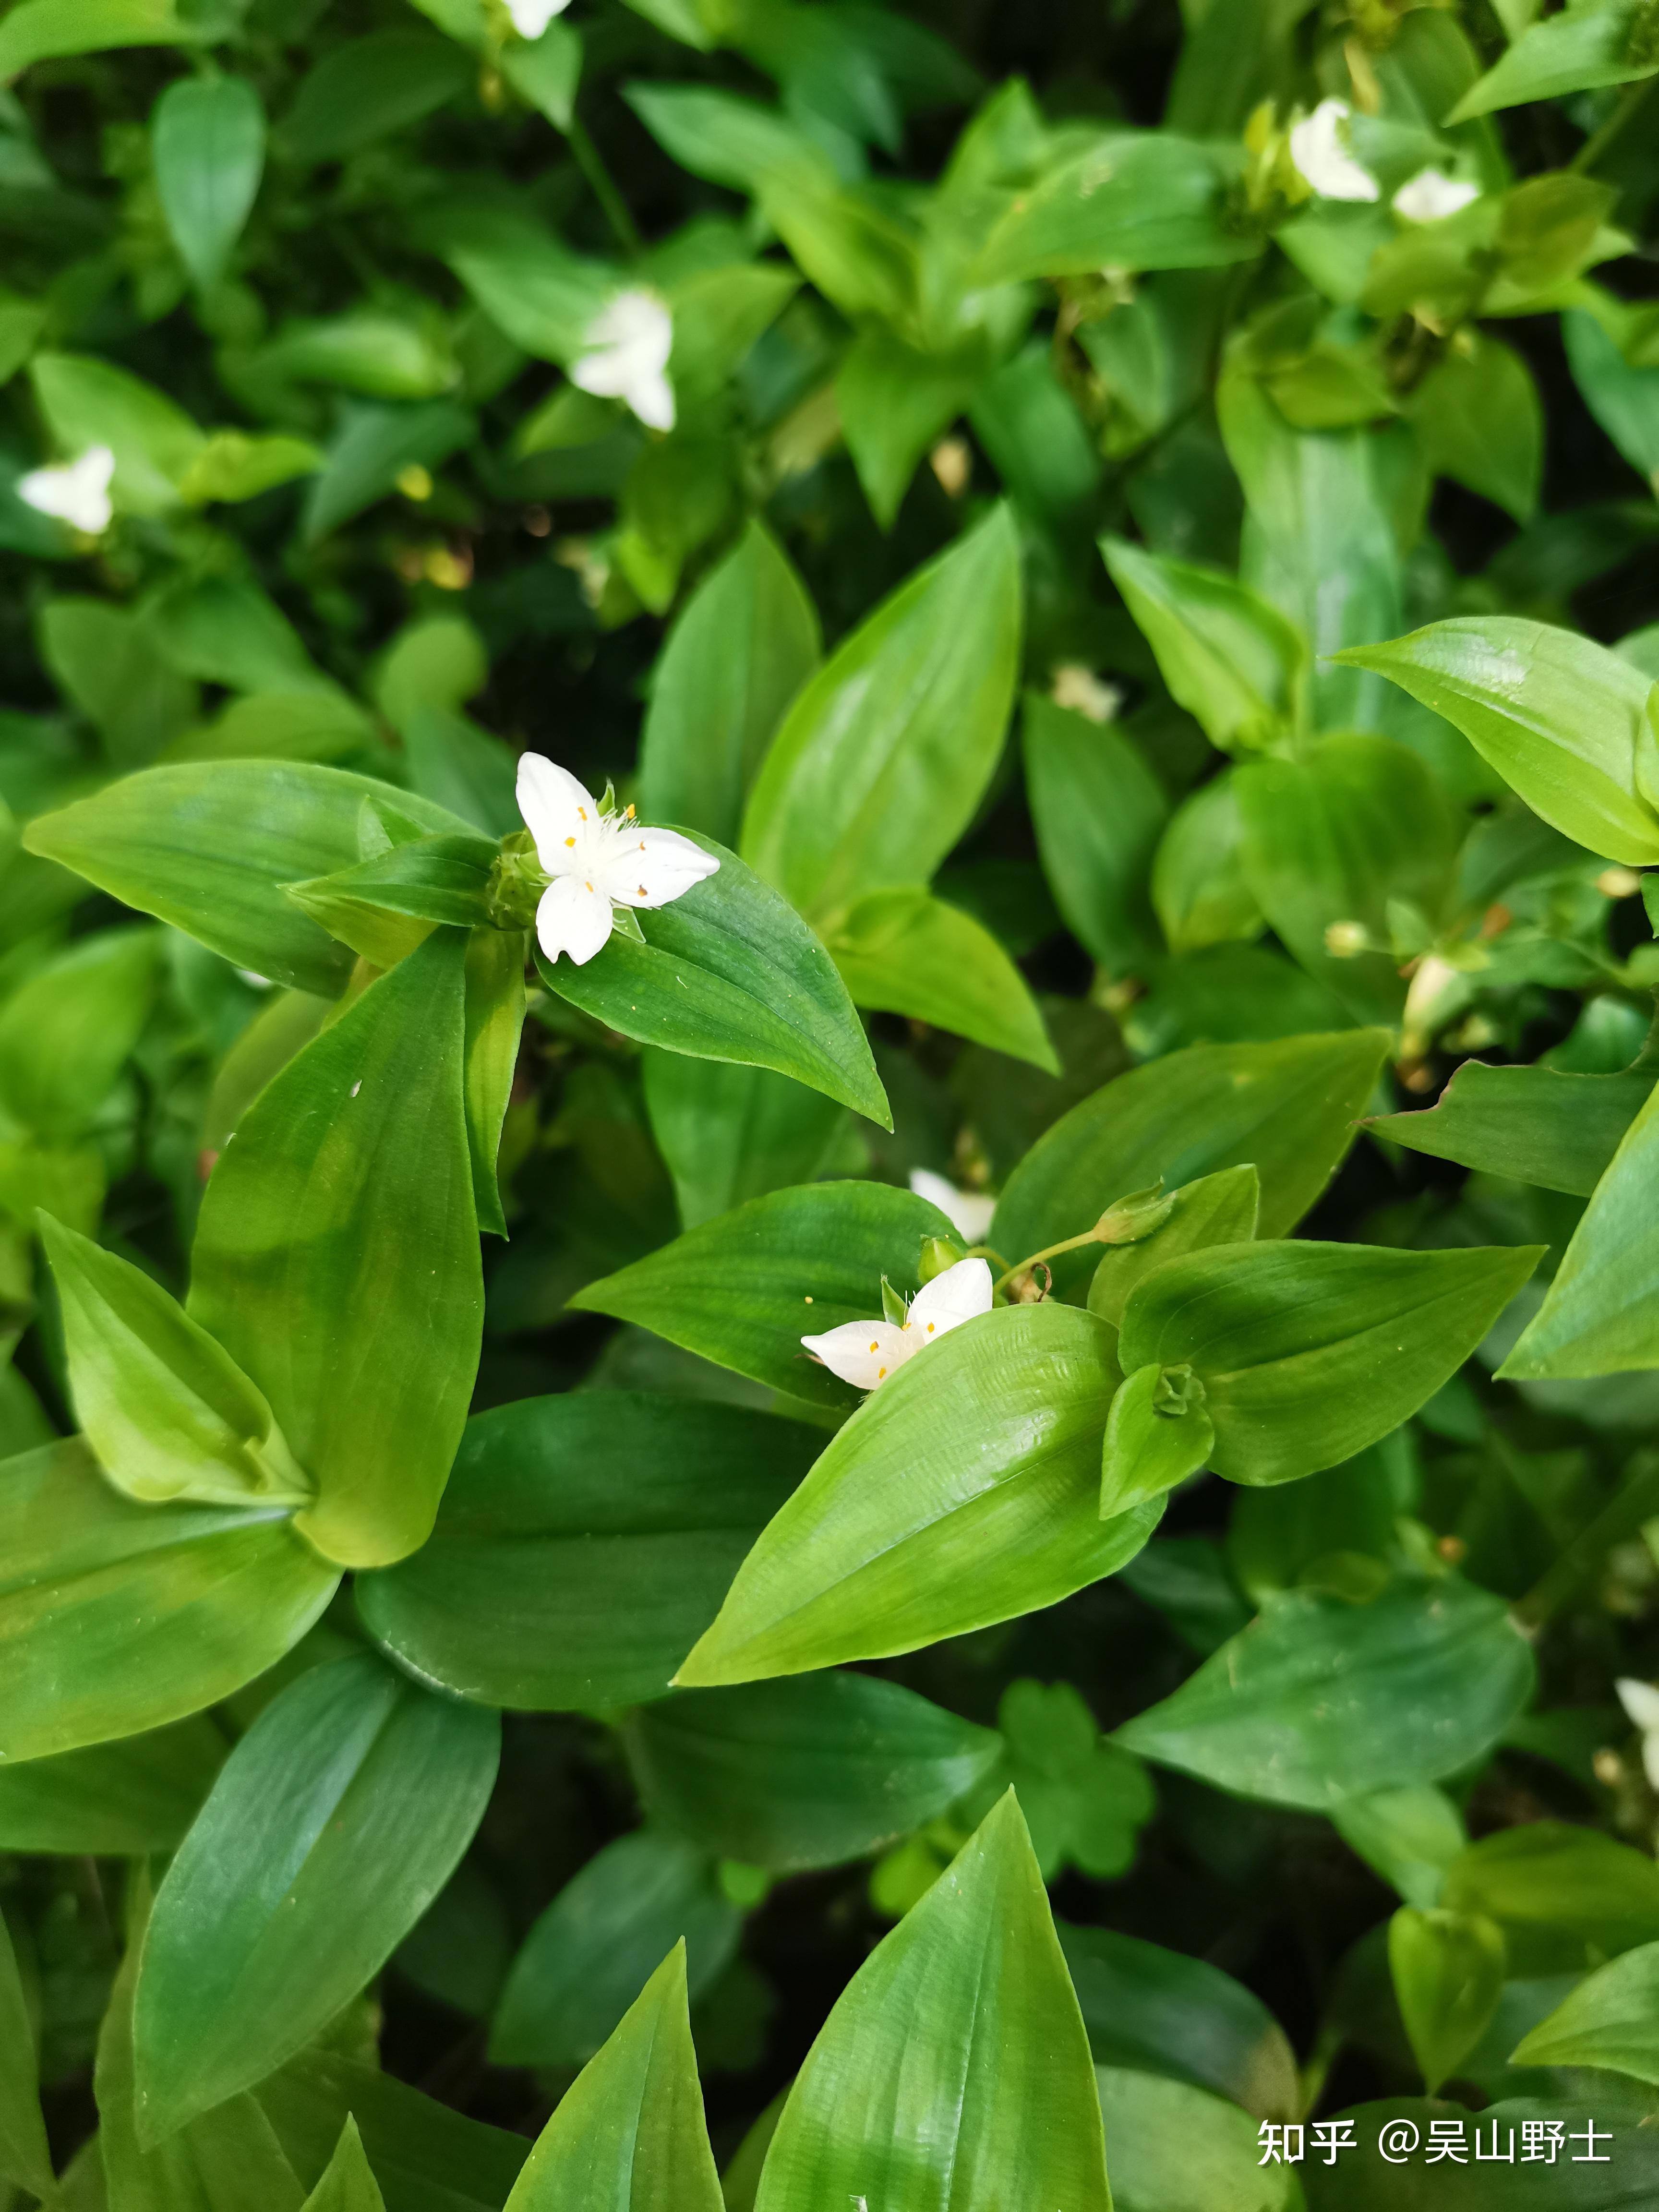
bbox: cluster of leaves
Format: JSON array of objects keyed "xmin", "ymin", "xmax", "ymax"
[{"xmin": 12, "ymin": 0, "xmax": 1659, "ymax": 2206}]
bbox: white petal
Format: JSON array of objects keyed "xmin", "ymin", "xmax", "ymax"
[
  {"xmin": 1393, "ymin": 168, "xmax": 1479, "ymax": 223},
  {"xmin": 535, "ymin": 875, "xmax": 614, "ymax": 966},
  {"xmin": 505, "ymin": 0, "xmax": 570, "ymax": 33},
  {"xmin": 598, "ymin": 825, "xmax": 719, "ymax": 910},
  {"xmin": 802, "ymin": 1318, "xmax": 911, "ymax": 1390},
  {"xmin": 517, "ymin": 753, "xmax": 602, "ymax": 873},
  {"xmin": 906, "ymin": 1256, "xmax": 995, "ymax": 1343},
  {"xmin": 1645, "ymin": 1734, "xmax": 1659, "ymax": 1794},
  {"xmin": 908, "ymin": 1169, "xmax": 996, "ymax": 1244},
  {"xmin": 1618, "ymin": 1677, "xmax": 1659, "ymax": 1733},
  {"xmin": 18, "ymin": 445, "xmax": 115, "ymax": 534},
  {"xmin": 1288, "ymin": 99, "xmax": 1379, "ymax": 203},
  {"xmin": 571, "ymin": 290, "xmax": 675, "ymax": 430},
  {"xmin": 628, "ymin": 368, "xmax": 676, "ymax": 433}
]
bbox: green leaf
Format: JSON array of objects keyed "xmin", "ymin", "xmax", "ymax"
[
  {"xmin": 1565, "ymin": 301, "xmax": 1659, "ymax": 488},
  {"xmin": 1101, "ymin": 537, "xmax": 1308, "ymax": 755},
  {"xmin": 133, "ymin": 1651, "xmax": 499, "ymax": 2143},
  {"xmin": 1389, "ymin": 1906, "xmax": 1507, "ymax": 2096},
  {"xmin": 279, "ymin": 31, "xmax": 473, "ymax": 164},
  {"xmin": 1023, "ymin": 692, "xmax": 1167, "ymax": 973},
  {"xmin": 1118, "ymin": 1239, "xmax": 1540, "ymax": 1486},
  {"xmin": 1087, "ymin": 1163, "xmax": 1261, "ymax": 1327},
  {"xmin": 835, "ymin": 328, "xmax": 980, "ymax": 529},
  {"xmin": 0, "ymin": 1437, "xmax": 337, "ymax": 1763},
  {"xmin": 0, "ymin": 0, "xmax": 201, "ymax": 75},
  {"xmin": 642, "ymin": 1053, "xmax": 848, "ymax": 1230},
  {"xmin": 40, "ymin": 595, "xmax": 198, "ymax": 763},
  {"xmin": 676, "ymin": 1304, "xmax": 1163, "ymax": 1685},
  {"xmin": 179, "ymin": 430, "xmax": 321, "ymax": 507},
  {"xmin": 1334, "ymin": 1785, "xmax": 1468, "ymax": 1911},
  {"xmin": 152, "ymin": 75, "xmax": 264, "ymax": 292},
  {"xmin": 0, "ymin": 1907, "xmax": 52, "ymax": 2200},
  {"xmin": 500, "ymin": 20, "xmax": 583, "ymax": 134},
  {"xmin": 823, "ymin": 885, "xmax": 1058, "ymax": 1072},
  {"xmin": 753, "ymin": 1793, "xmax": 1110, "ymax": 2212},
  {"xmin": 1370, "ymin": 1057, "xmax": 1652, "ymax": 1195},
  {"xmin": 286, "ymin": 831, "xmax": 497, "ymax": 948},
  {"xmin": 30, "ymin": 351, "xmax": 204, "ymax": 517},
  {"xmin": 992, "ymin": 1030, "xmax": 1389, "ymax": 1299},
  {"xmin": 300, "ymin": 2120, "xmax": 385, "ymax": 2212},
  {"xmin": 1335, "ymin": 617, "xmax": 1659, "ymax": 865},
  {"xmin": 1509, "ymin": 1938, "xmax": 1659, "ymax": 2081},
  {"xmin": 255, "ymin": 2048, "xmax": 529, "ymax": 2212},
  {"xmin": 502, "ymin": 1946, "xmax": 722, "ymax": 2212},
  {"xmin": 462, "ymin": 924, "xmax": 527, "ymax": 1238},
  {"xmin": 491, "ymin": 1832, "xmax": 740, "ymax": 2069},
  {"xmin": 1443, "ymin": 1820, "xmax": 1659, "ymax": 1974},
  {"xmin": 999, "ymin": 1678, "xmax": 1155, "ymax": 1879},
  {"xmin": 638, "ymin": 520, "xmax": 820, "ymax": 848},
  {"xmin": 1100, "ymin": 1360, "xmax": 1215, "ymax": 1516},
  {"xmin": 571, "ymin": 1179, "xmax": 955, "ymax": 1414},
  {"xmin": 1447, "ymin": 0, "xmax": 1659, "ymax": 121},
  {"xmin": 1058, "ymin": 1921, "xmax": 1299, "ymax": 2120},
  {"xmin": 625, "ymin": 1673, "xmax": 1001, "ymax": 1871},
  {"xmin": 189, "ymin": 929, "xmax": 483, "ymax": 1568},
  {"xmin": 356, "ymin": 1393, "xmax": 819, "ymax": 1710},
  {"xmin": 42, "ymin": 1214, "xmax": 310, "ymax": 1509},
  {"xmin": 1097, "ymin": 2067, "xmax": 1301, "ymax": 2212},
  {"xmin": 425, "ymin": 203, "xmax": 611, "ymax": 364},
  {"xmin": 972, "ymin": 131, "xmax": 1257, "ymax": 282},
  {"xmin": 1235, "ymin": 734, "xmax": 1465, "ymax": 1024},
  {"xmin": 0, "ymin": 926, "xmax": 160, "ymax": 1133},
  {"xmin": 1118, "ymin": 1576, "xmax": 1537, "ymax": 1810},
  {"xmin": 536, "ymin": 832, "xmax": 889, "ymax": 1125},
  {"xmin": 302, "ymin": 400, "xmax": 473, "ymax": 543},
  {"xmin": 1152, "ymin": 772, "xmax": 1265, "ymax": 954},
  {"xmin": 0, "ymin": 1716, "xmax": 225, "ymax": 1854},
  {"xmin": 1406, "ymin": 333, "xmax": 1542, "ymax": 523},
  {"xmin": 741, "ymin": 505, "xmax": 1022, "ymax": 920},
  {"xmin": 23, "ymin": 761, "xmax": 472, "ymax": 996}
]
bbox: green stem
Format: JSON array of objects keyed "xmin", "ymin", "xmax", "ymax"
[
  {"xmin": 1514, "ymin": 1452, "xmax": 1659, "ymax": 1629},
  {"xmin": 566, "ymin": 113, "xmax": 644, "ymax": 259},
  {"xmin": 992, "ymin": 1230, "xmax": 1103, "ymax": 1294},
  {"xmin": 1569, "ymin": 74, "xmax": 1659, "ymax": 174}
]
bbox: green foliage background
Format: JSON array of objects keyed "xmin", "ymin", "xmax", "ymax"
[{"xmin": 10, "ymin": 0, "xmax": 1659, "ymax": 2203}]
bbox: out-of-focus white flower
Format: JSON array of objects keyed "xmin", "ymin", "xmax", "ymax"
[
  {"xmin": 909, "ymin": 1168, "xmax": 996, "ymax": 1244},
  {"xmin": 570, "ymin": 290, "xmax": 675, "ymax": 433},
  {"xmin": 1051, "ymin": 664, "xmax": 1123, "ymax": 725},
  {"xmin": 1617, "ymin": 1678, "xmax": 1659, "ymax": 1789},
  {"xmin": 18, "ymin": 446, "xmax": 115, "ymax": 535},
  {"xmin": 1394, "ymin": 168, "xmax": 1480, "ymax": 223},
  {"xmin": 516, "ymin": 753, "xmax": 717, "ymax": 966},
  {"xmin": 1288, "ymin": 99, "xmax": 1379, "ymax": 203},
  {"xmin": 802, "ymin": 1256, "xmax": 994, "ymax": 1391},
  {"xmin": 504, "ymin": 0, "xmax": 571, "ymax": 35}
]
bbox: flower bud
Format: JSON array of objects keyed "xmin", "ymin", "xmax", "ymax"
[
  {"xmin": 918, "ymin": 1234, "xmax": 966, "ymax": 1284},
  {"xmin": 1094, "ymin": 1181, "xmax": 1178, "ymax": 1246}
]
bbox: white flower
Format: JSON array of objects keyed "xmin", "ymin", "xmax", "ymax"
[
  {"xmin": 1288, "ymin": 99, "xmax": 1379, "ymax": 204},
  {"xmin": 516, "ymin": 753, "xmax": 718, "ymax": 966},
  {"xmin": 802, "ymin": 1255, "xmax": 994, "ymax": 1392},
  {"xmin": 1050, "ymin": 664, "xmax": 1122, "ymax": 726},
  {"xmin": 18, "ymin": 446, "xmax": 115, "ymax": 535},
  {"xmin": 504, "ymin": 0, "xmax": 571, "ymax": 34},
  {"xmin": 1618, "ymin": 1679, "xmax": 1659, "ymax": 1790},
  {"xmin": 1393, "ymin": 168, "xmax": 1480, "ymax": 223},
  {"xmin": 909, "ymin": 1168, "xmax": 995, "ymax": 1244},
  {"xmin": 570, "ymin": 290, "xmax": 675, "ymax": 433}
]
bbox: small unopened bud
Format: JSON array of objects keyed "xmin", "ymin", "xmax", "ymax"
[
  {"xmin": 1324, "ymin": 918, "xmax": 1370, "ymax": 958},
  {"xmin": 1094, "ymin": 1181, "xmax": 1178, "ymax": 1247},
  {"xmin": 1152, "ymin": 1363, "xmax": 1205, "ymax": 1417},
  {"xmin": 918, "ymin": 1235, "xmax": 966, "ymax": 1285}
]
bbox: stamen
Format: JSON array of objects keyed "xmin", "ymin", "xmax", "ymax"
[{"xmin": 565, "ymin": 837, "xmax": 576, "ymax": 847}]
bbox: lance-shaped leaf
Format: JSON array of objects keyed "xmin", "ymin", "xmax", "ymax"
[
  {"xmin": 284, "ymin": 831, "xmax": 499, "ymax": 961},
  {"xmin": 823, "ymin": 885, "xmax": 1058, "ymax": 1073},
  {"xmin": 1023, "ymin": 691, "xmax": 1166, "ymax": 975},
  {"xmin": 1336, "ymin": 618, "xmax": 1659, "ymax": 865},
  {"xmin": 1448, "ymin": 0, "xmax": 1659, "ymax": 122},
  {"xmin": 1117, "ymin": 1240, "xmax": 1543, "ymax": 1486},
  {"xmin": 1389, "ymin": 1906, "xmax": 1507, "ymax": 2096},
  {"xmin": 1509, "ymin": 1939, "xmax": 1659, "ymax": 2082},
  {"xmin": 152, "ymin": 72, "xmax": 264, "ymax": 291},
  {"xmin": 741, "ymin": 505, "xmax": 1022, "ymax": 919},
  {"xmin": 1370, "ymin": 1057, "xmax": 1654, "ymax": 1197},
  {"xmin": 753, "ymin": 1793, "xmax": 1110, "ymax": 2212},
  {"xmin": 356, "ymin": 1394, "xmax": 819, "ymax": 1710},
  {"xmin": 1499, "ymin": 1079, "xmax": 1659, "ymax": 1378},
  {"xmin": 1102, "ymin": 536, "xmax": 1307, "ymax": 755},
  {"xmin": 571, "ymin": 1180, "xmax": 956, "ymax": 1413},
  {"xmin": 1087, "ymin": 1163, "xmax": 1260, "ymax": 1326},
  {"xmin": 133, "ymin": 1652, "xmax": 500, "ymax": 2144},
  {"xmin": 676, "ymin": 1304, "xmax": 1162, "ymax": 1686},
  {"xmin": 624, "ymin": 1673, "xmax": 1001, "ymax": 1871},
  {"xmin": 1099, "ymin": 1361, "xmax": 1214, "ymax": 1517},
  {"xmin": 993, "ymin": 1030, "xmax": 1389, "ymax": 1299},
  {"xmin": 972, "ymin": 130, "xmax": 1256, "ymax": 282},
  {"xmin": 463, "ymin": 925, "xmax": 527, "ymax": 1239},
  {"xmin": 1117, "ymin": 1577, "xmax": 1537, "ymax": 1810},
  {"xmin": 0, "ymin": 927, "xmax": 161, "ymax": 1135},
  {"xmin": 1442, "ymin": 1821, "xmax": 1659, "ymax": 1974},
  {"xmin": 536, "ymin": 834, "xmax": 889, "ymax": 1126},
  {"xmin": 641, "ymin": 1053, "xmax": 848, "ymax": 1231},
  {"xmin": 300, "ymin": 2119, "xmax": 385, "ymax": 2212},
  {"xmin": 0, "ymin": 1717, "xmax": 226, "ymax": 1855},
  {"xmin": 41, "ymin": 1214, "xmax": 311, "ymax": 1509},
  {"xmin": 0, "ymin": 1910, "xmax": 51, "ymax": 2200},
  {"xmin": 502, "ymin": 1946, "xmax": 722, "ymax": 2212},
  {"xmin": 0, "ymin": 1438, "xmax": 337, "ymax": 1763},
  {"xmin": 23, "ymin": 762, "xmax": 473, "ymax": 996},
  {"xmin": 190, "ymin": 928, "xmax": 483, "ymax": 1567}
]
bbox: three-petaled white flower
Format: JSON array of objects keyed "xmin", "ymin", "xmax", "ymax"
[
  {"xmin": 1288, "ymin": 99, "xmax": 1379, "ymax": 203},
  {"xmin": 802, "ymin": 1256, "xmax": 994, "ymax": 1392},
  {"xmin": 908, "ymin": 1168, "xmax": 996, "ymax": 1244},
  {"xmin": 1617, "ymin": 1678, "xmax": 1659, "ymax": 1789},
  {"xmin": 504, "ymin": 0, "xmax": 570, "ymax": 34},
  {"xmin": 1393, "ymin": 168, "xmax": 1480, "ymax": 223},
  {"xmin": 516, "ymin": 752, "xmax": 718, "ymax": 967},
  {"xmin": 571, "ymin": 290, "xmax": 675, "ymax": 433},
  {"xmin": 18, "ymin": 445, "xmax": 115, "ymax": 536}
]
